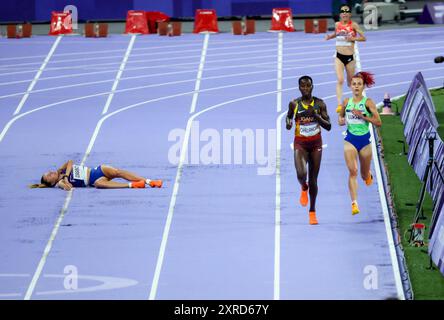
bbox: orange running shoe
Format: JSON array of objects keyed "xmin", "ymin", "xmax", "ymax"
[
  {"xmin": 309, "ymin": 211, "xmax": 318, "ymax": 225},
  {"xmin": 365, "ymin": 172, "xmax": 373, "ymax": 186},
  {"xmin": 300, "ymin": 188, "xmax": 308, "ymax": 207},
  {"xmin": 131, "ymin": 180, "xmax": 146, "ymax": 188},
  {"xmin": 352, "ymin": 202, "xmax": 360, "ymax": 215},
  {"xmin": 149, "ymin": 179, "xmax": 163, "ymax": 188}
]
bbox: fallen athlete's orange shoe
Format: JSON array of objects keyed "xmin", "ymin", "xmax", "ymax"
[
  {"xmin": 300, "ymin": 188, "xmax": 308, "ymax": 207},
  {"xmin": 131, "ymin": 180, "xmax": 146, "ymax": 188},
  {"xmin": 365, "ymin": 172, "xmax": 373, "ymax": 186},
  {"xmin": 149, "ymin": 179, "xmax": 163, "ymax": 188},
  {"xmin": 352, "ymin": 202, "xmax": 360, "ymax": 215},
  {"xmin": 336, "ymin": 104, "xmax": 343, "ymax": 113},
  {"xmin": 309, "ymin": 211, "xmax": 318, "ymax": 225}
]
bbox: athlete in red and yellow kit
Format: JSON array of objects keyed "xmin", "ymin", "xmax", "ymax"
[
  {"xmin": 325, "ymin": 4, "xmax": 366, "ymax": 113},
  {"xmin": 286, "ymin": 76, "xmax": 331, "ymax": 225}
]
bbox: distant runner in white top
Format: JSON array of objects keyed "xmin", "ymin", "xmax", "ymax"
[{"xmin": 325, "ymin": 4, "xmax": 366, "ymax": 114}]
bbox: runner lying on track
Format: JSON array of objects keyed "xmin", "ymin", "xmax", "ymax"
[
  {"xmin": 30, "ymin": 160, "xmax": 163, "ymax": 190},
  {"xmin": 286, "ymin": 75, "xmax": 331, "ymax": 225},
  {"xmin": 337, "ymin": 71, "xmax": 381, "ymax": 215}
]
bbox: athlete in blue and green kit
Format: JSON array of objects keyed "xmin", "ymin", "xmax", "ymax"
[{"xmin": 338, "ymin": 71, "xmax": 381, "ymax": 215}]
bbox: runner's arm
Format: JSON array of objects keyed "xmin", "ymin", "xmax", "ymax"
[
  {"xmin": 315, "ymin": 100, "xmax": 332, "ymax": 131},
  {"xmin": 286, "ymin": 101, "xmax": 296, "ymax": 130},
  {"xmin": 57, "ymin": 160, "xmax": 73, "ymax": 178},
  {"xmin": 364, "ymin": 98, "xmax": 382, "ymax": 127},
  {"xmin": 325, "ymin": 23, "xmax": 338, "ymax": 40},
  {"xmin": 350, "ymin": 22, "xmax": 366, "ymax": 42},
  {"xmin": 338, "ymin": 98, "xmax": 348, "ymax": 126},
  {"xmin": 56, "ymin": 179, "xmax": 72, "ymax": 191}
]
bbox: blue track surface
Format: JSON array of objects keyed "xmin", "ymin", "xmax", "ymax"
[{"xmin": 0, "ymin": 27, "xmax": 443, "ymax": 299}]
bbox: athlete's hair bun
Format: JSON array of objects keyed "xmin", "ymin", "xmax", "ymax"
[{"xmin": 353, "ymin": 71, "xmax": 375, "ymax": 88}]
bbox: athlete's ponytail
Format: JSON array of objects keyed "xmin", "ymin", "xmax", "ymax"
[
  {"xmin": 353, "ymin": 71, "xmax": 375, "ymax": 88},
  {"xmin": 29, "ymin": 175, "xmax": 53, "ymax": 188},
  {"xmin": 29, "ymin": 183, "xmax": 48, "ymax": 188}
]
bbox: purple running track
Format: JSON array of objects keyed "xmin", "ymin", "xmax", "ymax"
[{"xmin": 0, "ymin": 27, "xmax": 443, "ymax": 299}]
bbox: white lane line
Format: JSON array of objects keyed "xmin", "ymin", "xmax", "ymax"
[
  {"xmin": 149, "ymin": 33, "xmax": 210, "ymax": 298},
  {"xmin": 24, "ymin": 191, "xmax": 73, "ymax": 300},
  {"xmin": 2, "ymin": 70, "xmax": 444, "ymax": 145},
  {"xmin": 52, "ymin": 39, "xmax": 444, "ymax": 59},
  {"xmin": 275, "ymin": 92, "xmax": 410, "ymax": 300},
  {"xmin": 2, "ymin": 40, "xmax": 443, "ymax": 76},
  {"xmin": 0, "ymin": 79, "xmax": 297, "ymax": 144},
  {"xmin": 355, "ymin": 42, "xmax": 362, "ymax": 72},
  {"xmin": 0, "ymin": 42, "xmax": 201, "ymax": 62},
  {"xmin": 0, "ymin": 40, "xmax": 328, "ymax": 70},
  {"xmin": 0, "ymin": 55, "xmax": 436, "ymax": 99},
  {"xmin": 190, "ymin": 33, "xmax": 209, "ymax": 114},
  {"xmin": 274, "ymin": 111, "xmax": 287, "ymax": 300},
  {"xmin": 2, "ymin": 37, "xmax": 443, "ymax": 101},
  {"xmin": 274, "ymin": 33, "xmax": 284, "ymax": 296},
  {"xmin": 3, "ymin": 41, "xmax": 438, "ymax": 76},
  {"xmin": 0, "ymin": 41, "xmax": 288, "ymax": 69},
  {"xmin": 277, "ymin": 32, "xmax": 283, "ymax": 113},
  {"xmin": 147, "ymin": 70, "xmax": 441, "ymax": 299},
  {"xmin": 148, "ymin": 132, "xmax": 188, "ymax": 299},
  {"xmin": 147, "ymin": 88, "xmax": 303, "ymax": 301},
  {"xmin": 147, "ymin": 88, "xmax": 350, "ymax": 299},
  {"xmin": 102, "ymin": 35, "xmax": 136, "ymax": 114},
  {"xmin": 0, "ymin": 37, "xmax": 323, "ymax": 63},
  {"xmin": 355, "ymin": 42, "xmax": 405, "ymax": 300},
  {"xmin": 11, "ymin": 27, "xmax": 440, "ymax": 298},
  {"xmin": 1, "ymin": 41, "xmax": 442, "ymax": 134},
  {"xmin": 1, "ymin": 58, "xmax": 441, "ymax": 101},
  {"xmin": 10, "ymin": 72, "xmax": 441, "ymax": 299},
  {"xmin": 369, "ymin": 119, "xmax": 406, "ymax": 300},
  {"xmin": 2, "ymin": 45, "xmax": 442, "ymax": 87},
  {"xmin": 1, "ymin": 26, "xmax": 443, "ymax": 62},
  {"xmin": 0, "ymin": 35, "xmax": 429, "ymax": 69},
  {"xmin": 2, "ymin": 36, "xmax": 442, "ymax": 73},
  {"xmin": 0, "ymin": 44, "xmax": 319, "ymax": 76},
  {"xmin": 23, "ymin": 36, "xmax": 137, "ymax": 300},
  {"xmin": 12, "ymin": 36, "xmax": 62, "ymax": 115},
  {"xmin": 273, "ymin": 84, "xmax": 409, "ymax": 299}
]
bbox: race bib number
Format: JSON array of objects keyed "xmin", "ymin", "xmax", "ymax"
[
  {"xmin": 346, "ymin": 112, "xmax": 366, "ymax": 125},
  {"xmin": 300, "ymin": 123, "xmax": 320, "ymax": 137},
  {"xmin": 72, "ymin": 165, "xmax": 87, "ymax": 181},
  {"xmin": 336, "ymin": 35, "xmax": 352, "ymax": 47}
]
